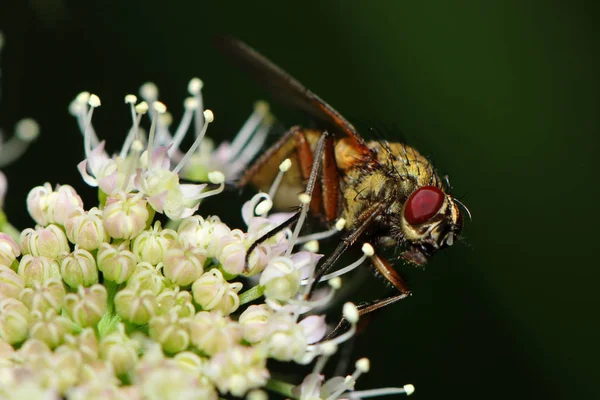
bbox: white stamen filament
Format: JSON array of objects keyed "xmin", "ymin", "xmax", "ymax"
[
  {"xmin": 227, "ymin": 101, "xmax": 269, "ymax": 161},
  {"xmin": 173, "ymin": 109, "xmax": 213, "ymax": 174},
  {"xmin": 268, "ymin": 158, "xmax": 291, "ymax": 200},
  {"xmin": 196, "ymin": 170, "xmax": 225, "ymax": 200},
  {"xmin": 0, "ymin": 119, "xmax": 39, "ymax": 167},
  {"xmin": 121, "ymin": 139, "xmax": 144, "ymax": 191},
  {"xmin": 301, "ymin": 243, "xmax": 372, "ymax": 285},
  {"xmin": 168, "ymin": 97, "xmax": 197, "ymax": 157},
  {"xmin": 146, "ymin": 101, "xmax": 166, "ymax": 169},
  {"xmin": 119, "ymin": 102, "xmax": 144, "ymax": 159},
  {"xmin": 188, "ymin": 79, "xmax": 204, "ymax": 139},
  {"xmin": 227, "ymin": 116, "xmax": 273, "ymax": 178},
  {"xmin": 286, "ymin": 193, "xmax": 311, "ymax": 256},
  {"xmin": 83, "ymin": 95, "xmax": 100, "ymax": 161},
  {"xmin": 302, "ymin": 240, "xmax": 319, "ymax": 253},
  {"xmin": 346, "ymin": 385, "xmax": 415, "ymax": 398}
]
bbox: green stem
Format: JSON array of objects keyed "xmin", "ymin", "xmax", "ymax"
[
  {"xmin": 239, "ymin": 285, "xmax": 265, "ymax": 305},
  {"xmin": 266, "ymin": 378, "xmax": 296, "ymax": 398}
]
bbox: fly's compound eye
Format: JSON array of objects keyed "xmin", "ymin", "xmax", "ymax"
[{"xmin": 404, "ymin": 186, "xmax": 445, "ymax": 225}]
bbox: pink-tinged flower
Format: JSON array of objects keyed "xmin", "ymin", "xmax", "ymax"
[
  {"xmin": 102, "ymin": 192, "xmax": 149, "ymax": 240},
  {"xmin": 260, "ymin": 256, "xmax": 301, "ymax": 302},
  {"xmin": 18, "ymin": 255, "xmax": 61, "ymax": 287},
  {"xmin": 155, "ymin": 287, "xmax": 195, "ymax": 319},
  {"xmin": 189, "ymin": 311, "xmax": 242, "ymax": 356},
  {"xmin": 0, "ymin": 233, "xmax": 20, "ymax": 268},
  {"xmin": 65, "ymin": 207, "xmax": 108, "ymax": 251},
  {"xmin": 96, "ymin": 241, "xmax": 137, "ymax": 284},
  {"xmin": 26, "ymin": 183, "xmax": 84, "ymax": 227},
  {"xmin": 0, "ymin": 298, "xmax": 31, "ymax": 345},
  {"xmin": 206, "ymin": 346, "xmax": 269, "ymax": 397},
  {"xmin": 19, "ymin": 278, "xmax": 66, "ymax": 313},
  {"xmin": 238, "ymin": 304, "xmax": 272, "ymax": 344},
  {"xmin": 0, "ymin": 265, "xmax": 24, "ymax": 300},
  {"xmin": 177, "ymin": 215, "xmax": 231, "ymax": 258},
  {"xmin": 191, "ymin": 269, "xmax": 242, "ymax": 316},
  {"xmin": 114, "ymin": 286, "xmax": 157, "ymax": 325},
  {"xmin": 20, "ymin": 224, "xmax": 70, "ymax": 260},
  {"xmin": 162, "ymin": 243, "xmax": 206, "ymax": 286},
  {"xmin": 29, "ymin": 308, "xmax": 74, "ymax": 349},
  {"xmin": 64, "ymin": 285, "xmax": 107, "ymax": 328},
  {"xmin": 132, "ymin": 221, "xmax": 177, "ymax": 266}
]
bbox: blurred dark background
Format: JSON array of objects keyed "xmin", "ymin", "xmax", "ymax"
[{"xmin": 0, "ymin": 1, "xmax": 598, "ymax": 399}]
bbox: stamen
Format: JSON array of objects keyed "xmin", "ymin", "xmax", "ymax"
[
  {"xmin": 119, "ymin": 97, "xmax": 145, "ymax": 158},
  {"xmin": 296, "ymin": 218, "xmax": 346, "ymax": 244},
  {"xmin": 227, "ymin": 101, "xmax": 269, "ymax": 162},
  {"xmin": 0, "ymin": 119, "xmax": 40, "ymax": 167},
  {"xmin": 302, "ymin": 240, "xmax": 319, "ymax": 253},
  {"xmin": 147, "ymin": 101, "xmax": 167, "ymax": 169},
  {"xmin": 173, "ymin": 109, "xmax": 214, "ymax": 174},
  {"xmin": 307, "ymin": 302, "xmax": 358, "ymax": 353},
  {"xmin": 168, "ymin": 97, "xmax": 197, "ymax": 157},
  {"xmin": 301, "ymin": 243, "xmax": 372, "ymax": 285},
  {"xmin": 121, "ymin": 139, "xmax": 144, "ymax": 191},
  {"xmin": 346, "ymin": 385, "xmax": 415, "ymax": 398},
  {"xmin": 139, "ymin": 82, "xmax": 159, "ymax": 102},
  {"xmin": 268, "ymin": 158, "xmax": 292, "ymax": 199},
  {"xmin": 227, "ymin": 114, "xmax": 274, "ymax": 178},
  {"xmin": 83, "ymin": 94, "xmax": 101, "ymax": 161},
  {"xmin": 254, "ymin": 199, "xmax": 273, "ymax": 216},
  {"xmin": 285, "ymin": 193, "xmax": 311, "ymax": 256},
  {"xmin": 187, "ymin": 78, "xmax": 205, "ymax": 139},
  {"xmin": 196, "ymin": 170, "xmax": 225, "ymax": 199}
]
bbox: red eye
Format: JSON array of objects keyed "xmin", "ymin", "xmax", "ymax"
[{"xmin": 404, "ymin": 186, "xmax": 445, "ymax": 225}]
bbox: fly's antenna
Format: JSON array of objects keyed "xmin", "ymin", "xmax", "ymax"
[{"xmin": 454, "ymin": 198, "xmax": 472, "ymax": 221}]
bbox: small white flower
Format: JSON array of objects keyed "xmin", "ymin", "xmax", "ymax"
[
  {"xmin": 206, "ymin": 346, "xmax": 269, "ymax": 397},
  {"xmin": 260, "ymin": 256, "xmax": 301, "ymax": 302}
]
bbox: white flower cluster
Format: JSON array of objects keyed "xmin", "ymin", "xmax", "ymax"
[{"xmin": 0, "ymin": 70, "xmax": 414, "ymax": 399}]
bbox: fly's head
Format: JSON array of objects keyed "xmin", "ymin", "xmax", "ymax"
[{"xmin": 397, "ymin": 186, "xmax": 463, "ymax": 265}]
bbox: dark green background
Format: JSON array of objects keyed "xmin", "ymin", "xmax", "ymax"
[{"xmin": 0, "ymin": 1, "xmax": 598, "ymax": 399}]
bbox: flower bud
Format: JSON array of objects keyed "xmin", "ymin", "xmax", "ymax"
[
  {"xmin": 189, "ymin": 311, "xmax": 242, "ymax": 356},
  {"xmin": 162, "ymin": 244, "xmax": 206, "ymax": 286},
  {"xmin": 127, "ymin": 262, "xmax": 166, "ymax": 295},
  {"xmin": 149, "ymin": 311, "xmax": 191, "ymax": 354},
  {"xmin": 20, "ymin": 224, "xmax": 70, "ymax": 259},
  {"xmin": 17, "ymin": 255, "xmax": 61, "ymax": 287},
  {"xmin": 263, "ymin": 314, "xmax": 311, "ymax": 362},
  {"xmin": 29, "ymin": 308, "xmax": 74, "ymax": 349},
  {"xmin": 156, "ymin": 287, "xmax": 195, "ymax": 318},
  {"xmin": 238, "ymin": 304, "xmax": 272, "ymax": 344},
  {"xmin": 64, "ymin": 284, "xmax": 107, "ymax": 328},
  {"xmin": 99, "ymin": 324, "xmax": 139, "ymax": 376},
  {"xmin": 0, "ymin": 233, "xmax": 20, "ymax": 269},
  {"xmin": 0, "ymin": 298, "xmax": 30, "ymax": 345},
  {"xmin": 259, "ymin": 256, "xmax": 301, "ymax": 302},
  {"xmin": 97, "ymin": 241, "xmax": 136, "ymax": 284},
  {"xmin": 60, "ymin": 247, "xmax": 98, "ymax": 288},
  {"xmin": 173, "ymin": 351, "xmax": 206, "ymax": 373},
  {"xmin": 206, "ymin": 346, "xmax": 269, "ymax": 397},
  {"xmin": 178, "ymin": 215, "xmax": 231, "ymax": 257},
  {"xmin": 217, "ymin": 236, "xmax": 246, "ymax": 276},
  {"xmin": 103, "ymin": 192, "xmax": 149, "ymax": 239},
  {"xmin": 56, "ymin": 328, "xmax": 98, "ymax": 363},
  {"xmin": 114, "ymin": 286, "xmax": 157, "ymax": 325},
  {"xmin": 27, "ymin": 183, "xmax": 84, "ymax": 226},
  {"xmin": 17, "ymin": 337, "xmax": 52, "ymax": 364},
  {"xmin": 132, "ymin": 221, "xmax": 177, "ymax": 265},
  {"xmin": 191, "ymin": 269, "xmax": 242, "ymax": 315},
  {"xmin": 0, "ymin": 265, "xmax": 24, "ymax": 300},
  {"xmin": 65, "ymin": 207, "xmax": 108, "ymax": 250},
  {"xmin": 19, "ymin": 278, "xmax": 66, "ymax": 313}
]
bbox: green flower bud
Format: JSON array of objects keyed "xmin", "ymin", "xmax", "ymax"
[
  {"xmin": 99, "ymin": 323, "xmax": 139, "ymax": 376},
  {"xmin": 127, "ymin": 262, "xmax": 166, "ymax": 295},
  {"xmin": 103, "ymin": 192, "xmax": 149, "ymax": 239},
  {"xmin": 20, "ymin": 223, "xmax": 70, "ymax": 259},
  {"xmin": 172, "ymin": 351, "xmax": 207, "ymax": 374},
  {"xmin": 19, "ymin": 278, "xmax": 65, "ymax": 313},
  {"xmin": 156, "ymin": 287, "xmax": 195, "ymax": 318},
  {"xmin": 238, "ymin": 304, "xmax": 272, "ymax": 344},
  {"xmin": 29, "ymin": 308, "xmax": 74, "ymax": 349},
  {"xmin": 0, "ymin": 265, "xmax": 24, "ymax": 300},
  {"xmin": 162, "ymin": 244, "xmax": 206, "ymax": 286},
  {"xmin": 65, "ymin": 207, "xmax": 109, "ymax": 251},
  {"xmin": 149, "ymin": 311, "xmax": 191, "ymax": 354},
  {"xmin": 191, "ymin": 269, "xmax": 242, "ymax": 315},
  {"xmin": 60, "ymin": 247, "xmax": 98, "ymax": 288},
  {"xmin": 114, "ymin": 286, "xmax": 157, "ymax": 325},
  {"xmin": 0, "ymin": 298, "xmax": 30, "ymax": 345},
  {"xmin": 132, "ymin": 221, "xmax": 177, "ymax": 265},
  {"xmin": 17, "ymin": 255, "xmax": 61, "ymax": 287},
  {"xmin": 56, "ymin": 328, "xmax": 98, "ymax": 363},
  {"xmin": 96, "ymin": 241, "xmax": 136, "ymax": 284},
  {"xmin": 189, "ymin": 311, "xmax": 242, "ymax": 356},
  {"xmin": 64, "ymin": 284, "xmax": 107, "ymax": 328}
]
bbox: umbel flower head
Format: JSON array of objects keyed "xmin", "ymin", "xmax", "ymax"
[{"xmin": 0, "ymin": 33, "xmax": 413, "ymax": 398}]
